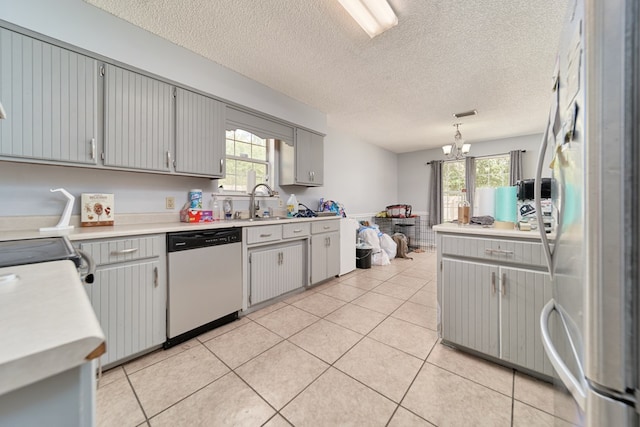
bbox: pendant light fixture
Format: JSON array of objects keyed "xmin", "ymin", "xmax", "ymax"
[{"xmin": 442, "ymin": 123, "xmax": 471, "ymax": 159}]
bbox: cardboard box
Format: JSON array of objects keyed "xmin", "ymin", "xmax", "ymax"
[
  {"xmin": 81, "ymin": 193, "xmax": 114, "ymax": 226},
  {"xmin": 180, "ymin": 208, "xmax": 214, "ymax": 223}
]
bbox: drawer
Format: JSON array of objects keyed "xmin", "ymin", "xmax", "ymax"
[
  {"xmin": 246, "ymin": 225, "xmax": 282, "ymax": 245},
  {"xmin": 311, "ymin": 220, "xmax": 340, "ymax": 234},
  {"xmin": 78, "ymin": 235, "xmax": 162, "ymax": 266},
  {"xmin": 440, "ymin": 234, "xmax": 549, "ymax": 268},
  {"xmin": 283, "ymin": 222, "xmax": 310, "ymax": 239}
]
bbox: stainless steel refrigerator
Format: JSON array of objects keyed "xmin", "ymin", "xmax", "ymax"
[{"xmin": 535, "ymin": 0, "xmax": 639, "ymax": 425}]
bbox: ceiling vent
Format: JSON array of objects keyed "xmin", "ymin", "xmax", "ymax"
[{"xmin": 452, "ymin": 109, "xmax": 478, "ymax": 119}]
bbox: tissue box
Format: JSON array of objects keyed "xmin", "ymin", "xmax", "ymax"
[
  {"xmin": 180, "ymin": 208, "xmax": 213, "ymax": 223},
  {"xmin": 81, "ymin": 193, "xmax": 114, "ymax": 226}
]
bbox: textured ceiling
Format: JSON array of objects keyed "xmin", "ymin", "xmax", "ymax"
[{"xmin": 84, "ymin": 0, "xmax": 569, "ymax": 153}]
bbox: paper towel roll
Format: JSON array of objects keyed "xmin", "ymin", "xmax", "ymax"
[
  {"xmin": 247, "ymin": 169, "xmax": 256, "ymax": 194},
  {"xmin": 475, "ymin": 188, "xmax": 496, "ymax": 217},
  {"xmin": 494, "ymin": 186, "xmax": 517, "ymax": 223}
]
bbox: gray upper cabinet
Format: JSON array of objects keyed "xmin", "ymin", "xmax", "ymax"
[
  {"xmin": 103, "ymin": 64, "xmax": 173, "ymax": 172},
  {"xmin": 175, "ymin": 88, "xmax": 225, "ymax": 177},
  {"xmin": 0, "ymin": 28, "xmax": 98, "ymax": 165},
  {"xmin": 279, "ymin": 128, "xmax": 324, "ymax": 186}
]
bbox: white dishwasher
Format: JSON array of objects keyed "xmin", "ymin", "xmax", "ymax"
[{"xmin": 165, "ymin": 228, "xmax": 242, "ymax": 348}]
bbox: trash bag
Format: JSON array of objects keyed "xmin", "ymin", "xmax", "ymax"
[
  {"xmin": 372, "ymin": 249, "xmax": 390, "ymax": 266},
  {"xmin": 380, "ymin": 233, "xmax": 397, "ymax": 259},
  {"xmin": 358, "ymin": 228, "xmax": 381, "ymax": 252}
]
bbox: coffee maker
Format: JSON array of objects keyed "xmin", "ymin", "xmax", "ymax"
[{"xmin": 516, "ymin": 178, "xmax": 554, "ymax": 233}]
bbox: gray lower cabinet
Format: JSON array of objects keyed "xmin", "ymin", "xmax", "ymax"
[
  {"xmin": 441, "ymin": 258, "xmax": 499, "ymax": 358},
  {"xmin": 0, "ymin": 28, "xmax": 98, "ymax": 165},
  {"xmin": 438, "ymin": 232, "xmax": 554, "ymax": 377},
  {"xmin": 103, "ymin": 63, "xmax": 173, "ymax": 172},
  {"xmin": 310, "ymin": 220, "xmax": 340, "ymax": 284},
  {"xmin": 175, "ymin": 88, "xmax": 225, "ymax": 177},
  {"xmin": 248, "ymin": 241, "xmax": 306, "ymax": 305},
  {"xmin": 77, "ymin": 234, "xmax": 166, "ymax": 367}
]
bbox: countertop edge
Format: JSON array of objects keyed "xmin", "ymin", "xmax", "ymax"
[
  {"xmin": 0, "ymin": 216, "xmax": 343, "ymax": 242},
  {"xmin": 433, "ymin": 223, "xmax": 555, "ymax": 240}
]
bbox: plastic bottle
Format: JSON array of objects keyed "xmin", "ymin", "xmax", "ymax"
[
  {"xmin": 287, "ymin": 194, "xmax": 298, "ymax": 217},
  {"xmin": 211, "ymin": 196, "xmax": 220, "ymax": 221},
  {"xmin": 458, "ymin": 189, "xmax": 470, "ymax": 226}
]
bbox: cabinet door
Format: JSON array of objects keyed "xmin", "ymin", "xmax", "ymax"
[
  {"xmin": 310, "ymin": 234, "xmax": 327, "ymax": 284},
  {"xmin": 0, "ymin": 28, "xmax": 98, "ymax": 165},
  {"xmin": 326, "ymin": 231, "xmax": 340, "ymax": 278},
  {"xmin": 175, "ymin": 88, "xmax": 225, "ymax": 177},
  {"xmin": 295, "ymin": 128, "xmax": 324, "ymax": 186},
  {"xmin": 311, "ymin": 232, "xmax": 339, "ymax": 284},
  {"xmin": 84, "ymin": 260, "xmax": 165, "ymax": 366},
  {"xmin": 441, "ymin": 258, "xmax": 499, "ymax": 357},
  {"xmin": 500, "ymin": 266, "xmax": 554, "ymax": 376},
  {"xmin": 249, "ymin": 243, "xmax": 305, "ymax": 305},
  {"xmin": 103, "ymin": 64, "xmax": 173, "ymax": 172}
]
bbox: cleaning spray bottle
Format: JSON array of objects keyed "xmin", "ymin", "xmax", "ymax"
[{"xmin": 286, "ymin": 194, "xmax": 298, "ymax": 217}]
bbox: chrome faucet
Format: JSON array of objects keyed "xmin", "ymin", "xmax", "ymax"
[{"xmin": 249, "ymin": 183, "xmax": 274, "ymax": 219}]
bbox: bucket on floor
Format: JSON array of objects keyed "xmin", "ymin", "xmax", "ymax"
[{"xmin": 356, "ymin": 245, "xmax": 372, "ymax": 269}]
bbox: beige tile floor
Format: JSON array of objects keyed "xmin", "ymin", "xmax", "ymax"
[{"xmin": 96, "ymin": 251, "xmax": 578, "ymax": 427}]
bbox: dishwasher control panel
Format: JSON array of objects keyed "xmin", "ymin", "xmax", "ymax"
[{"xmin": 167, "ymin": 228, "xmax": 242, "ymax": 252}]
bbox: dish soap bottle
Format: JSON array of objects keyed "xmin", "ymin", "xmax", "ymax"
[
  {"xmin": 458, "ymin": 189, "xmax": 470, "ymax": 226},
  {"xmin": 287, "ymin": 194, "xmax": 298, "ymax": 217},
  {"xmin": 211, "ymin": 195, "xmax": 220, "ymax": 221}
]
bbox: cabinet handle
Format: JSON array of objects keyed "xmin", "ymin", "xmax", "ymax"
[
  {"xmin": 328, "ymin": 236, "xmax": 331, "ymax": 246},
  {"xmin": 311, "ymin": 171, "xmax": 315, "ymax": 181},
  {"xmin": 111, "ymin": 248, "xmax": 138, "ymax": 255},
  {"xmin": 491, "ymin": 272, "xmax": 496, "ymax": 295},
  {"xmin": 323, "ymin": 225, "xmax": 330, "ymax": 230},
  {"xmin": 502, "ymin": 273, "xmax": 507, "ymax": 296},
  {"xmin": 308, "ymin": 171, "xmax": 312, "ymax": 181},
  {"xmin": 166, "ymin": 151, "xmax": 172, "ymax": 168},
  {"xmin": 153, "ymin": 266, "xmax": 158, "ymax": 287},
  {"xmin": 260, "ymin": 233, "xmax": 272, "ymax": 238},
  {"xmin": 90, "ymin": 138, "xmax": 96, "ymax": 160},
  {"xmin": 485, "ymin": 248, "xmax": 514, "ymax": 256},
  {"xmin": 293, "ymin": 229, "xmax": 302, "ymax": 233},
  {"xmin": 220, "ymin": 158, "xmax": 224, "ymax": 173}
]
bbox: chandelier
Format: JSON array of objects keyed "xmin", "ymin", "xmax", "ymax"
[{"xmin": 442, "ymin": 123, "xmax": 470, "ymax": 159}]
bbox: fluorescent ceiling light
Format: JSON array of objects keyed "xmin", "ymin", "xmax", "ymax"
[{"xmin": 338, "ymin": 0, "xmax": 398, "ymax": 38}]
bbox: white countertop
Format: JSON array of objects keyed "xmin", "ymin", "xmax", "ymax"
[
  {"xmin": 0, "ymin": 260, "xmax": 105, "ymax": 396},
  {"xmin": 0, "ymin": 216, "xmax": 342, "ymax": 242},
  {"xmin": 433, "ymin": 222, "xmax": 555, "ymax": 240}
]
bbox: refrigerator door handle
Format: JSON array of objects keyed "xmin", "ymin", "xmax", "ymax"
[
  {"xmin": 540, "ymin": 299, "xmax": 587, "ymax": 411},
  {"xmin": 535, "ymin": 118, "xmax": 555, "ymax": 277}
]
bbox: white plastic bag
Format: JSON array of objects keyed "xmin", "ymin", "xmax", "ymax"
[
  {"xmin": 379, "ymin": 233, "xmax": 397, "ymax": 259},
  {"xmin": 372, "ymin": 250, "xmax": 390, "ymax": 266},
  {"xmin": 359, "ymin": 228, "xmax": 381, "ymax": 252}
]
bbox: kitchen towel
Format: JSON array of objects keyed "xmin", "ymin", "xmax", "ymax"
[
  {"xmin": 494, "ymin": 186, "xmax": 517, "ymax": 223},
  {"xmin": 475, "ymin": 187, "xmax": 496, "ymax": 217}
]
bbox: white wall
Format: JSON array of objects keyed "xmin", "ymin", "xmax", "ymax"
[
  {"xmin": 397, "ymin": 133, "xmax": 549, "ymax": 214},
  {"xmin": 0, "ymin": 0, "xmax": 397, "ymax": 218}
]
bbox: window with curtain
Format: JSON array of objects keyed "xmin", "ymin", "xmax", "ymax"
[
  {"xmin": 441, "ymin": 154, "xmax": 511, "ymax": 222},
  {"xmin": 475, "ymin": 155, "xmax": 510, "ymax": 188},
  {"xmin": 441, "ymin": 160, "xmax": 465, "ymax": 222},
  {"xmin": 219, "ymin": 129, "xmax": 272, "ymax": 193}
]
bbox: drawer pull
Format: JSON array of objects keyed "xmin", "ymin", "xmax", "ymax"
[
  {"xmin": 293, "ymin": 229, "xmax": 303, "ymax": 233},
  {"xmin": 323, "ymin": 226, "xmax": 330, "ymax": 230},
  {"xmin": 485, "ymin": 248, "xmax": 514, "ymax": 256},
  {"xmin": 260, "ymin": 233, "xmax": 272, "ymax": 238},
  {"xmin": 111, "ymin": 248, "xmax": 139, "ymax": 255}
]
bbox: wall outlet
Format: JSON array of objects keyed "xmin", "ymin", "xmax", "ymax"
[
  {"xmin": 166, "ymin": 196, "xmax": 175, "ymax": 209},
  {"xmin": 278, "ymin": 197, "xmax": 283, "ymax": 207}
]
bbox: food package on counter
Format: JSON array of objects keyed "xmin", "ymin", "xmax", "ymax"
[
  {"xmin": 180, "ymin": 203, "xmax": 214, "ymax": 223},
  {"xmin": 81, "ymin": 193, "xmax": 114, "ymax": 226},
  {"xmin": 385, "ymin": 204, "xmax": 412, "ymax": 218}
]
